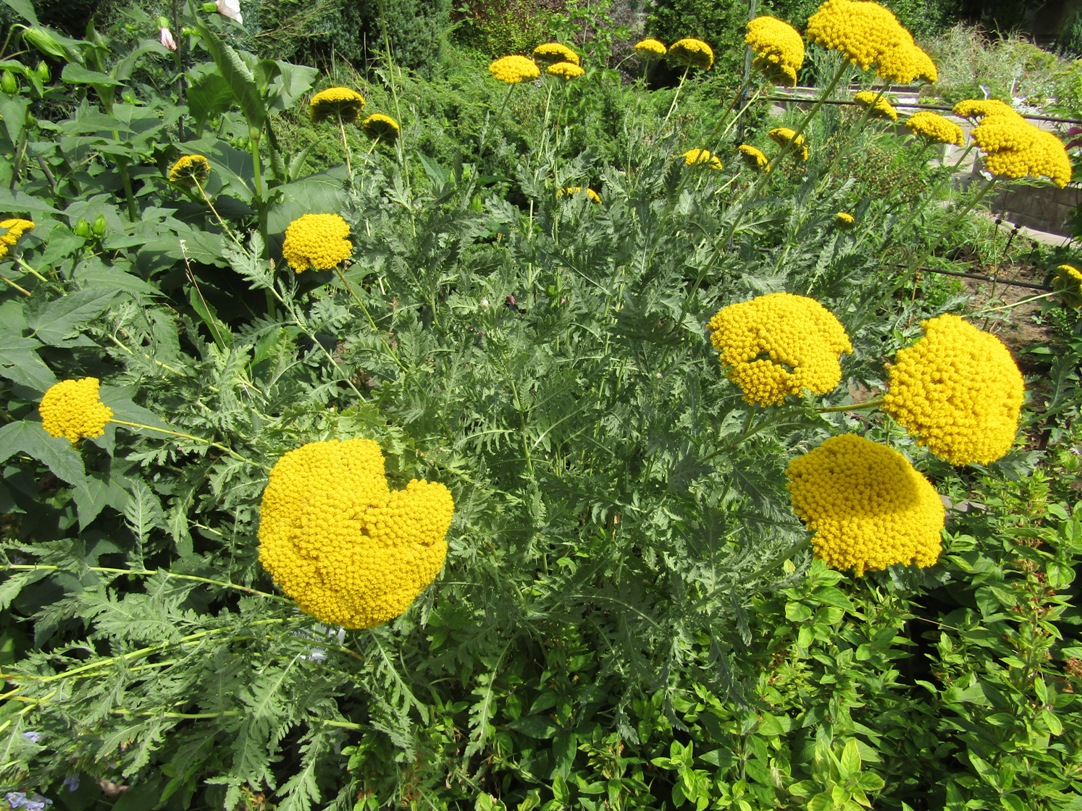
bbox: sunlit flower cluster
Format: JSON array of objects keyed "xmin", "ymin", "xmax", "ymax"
[
  {"xmin": 168, "ymin": 154, "xmax": 210, "ymax": 187},
  {"xmin": 951, "ymin": 98, "xmax": 1023, "ymax": 123},
  {"xmin": 282, "ymin": 213, "xmax": 353, "ymax": 273},
  {"xmin": 633, "ymin": 38, "xmax": 666, "ymax": 59},
  {"xmin": 682, "ymin": 148, "xmax": 723, "ymax": 170},
  {"xmin": 560, "ymin": 186, "xmax": 602, "ymax": 203},
  {"xmin": 745, "ymin": 16, "xmax": 805, "ymax": 87},
  {"xmin": 883, "ymin": 314, "xmax": 1024, "ymax": 465},
  {"xmin": 806, "ymin": 0, "xmax": 937, "ymax": 83},
  {"xmin": 309, "ymin": 87, "xmax": 365, "ymax": 124},
  {"xmin": 768, "ymin": 127, "xmax": 808, "ymax": 161},
  {"xmin": 1053, "ymin": 264, "xmax": 1082, "ymax": 308},
  {"xmin": 905, "ymin": 111, "xmax": 964, "ymax": 146},
  {"xmin": 854, "ymin": 91, "xmax": 897, "ymax": 121},
  {"xmin": 971, "ymin": 116, "xmax": 1072, "ymax": 187},
  {"xmin": 786, "ymin": 434, "xmax": 944, "ymax": 576},
  {"xmin": 668, "ymin": 38, "xmax": 714, "ymax": 70},
  {"xmin": 0, "ymin": 218, "xmax": 34, "ymax": 260},
  {"xmin": 40, "ymin": 378, "xmax": 114, "ymax": 445},
  {"xmin": 532, "ymin": 42, "xmax": 579, "ymax": 66},
  {"xmin": 258, "ymin": 439, "xmax": 454, "ymax": 629},
  {"xmin": 707, "ymin": 292, "xmax": 852, "ymax": 406},
  {"xmin": 737, "ymin": 144, "xmax": 770, "ymax": 171},
  {"xmin": 547, "ymin": 62, "xmax": 585, "ymax": 80},
  {"xmin": 489, "ymin": 55, "xmax": 541, "ymax": 84},
  {"xmin": 361, "ymin": 113, "xmax": 400, "ymax": 144}
]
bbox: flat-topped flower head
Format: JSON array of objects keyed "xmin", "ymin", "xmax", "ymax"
[
  {"xmin": 559, "ymin": 186, "xmax": 602, "ymax": 203},
  {"xmin": 787, "ymin": 434, "xmax": 945, "ymax": 576},
  {"xmin": 310, "ymin": 87, "xmax": 366, "ymax": 124},
  {"xmin": 745, "ymin": 16, "xmax": 804, "ymax": 87},
  {"xmin": 668, "ymin": 38, "xmax": 714, "ymax": 70},
  {"xmin": 547, "ymin": 62, "xmax": 585, "ymax": 80},
  {"xmin": 682, "ymin": 148, "xmax": 723, "ymax": 169},
  {"xmin": 40, "ymin": 378, "xmax": 114, "ymax": 445},
  {"xmin": 0, "ymin": 218, "xmax": 34, "ymax": 260},
  {"xmin": 532, "ymin": 42, "xmax": 580, "ymax": 66},
  {"xmin": 707, "ymin": 292, "xmax": 852, "ymax": 406},
  {"xmin": 854, "ymin": 90, "xmax": 898, "ymax": 121},
  {"xmin": 282, "ymin": 213, "xmax": 353, "ymax": 273},
  {"xmin": 258, "ymin": 439, "xmax": 454, "ymax": 629},
  {"xmin": 971, "ymin": 118, "xmax": 1072, "ymax": 187},
  {"xmin": 634, "ymin": 38, "xmax": 667, "ymax": 59},
  {"xmin": 738, "ymin": 144, "xmax": 770, "ymax": 172},
  {"xmin": 1053, "ymin": 264, "xmax": 1082, "ymax": 308},
  {"xmin": 168, "ymin": 154, "xmax": 210, "ymax": 187},
  {"xmin": 905, "ymin": 111, "xmax": 964, "ymax": 146},
  {"xmin": 835, "ymin": 211, "xmax": 855, "ymax": 228},
  {"xmin": 952, "ymin": 98, "xmax": 1024, "ymax": 123},
  {"xmin": 768, "ymin": 127, "xmax": 809, "ymax": 161},
  {"xmin": 361, "ymin": 113, "xmax": 400, "ymax": 144},
  {"xmin": 489, "ymin": 55, "xmax": 540, "ymax": 84},
  {"xmin": 883, "ymin": 314, "xmax": 1024, "ymax": 465}
]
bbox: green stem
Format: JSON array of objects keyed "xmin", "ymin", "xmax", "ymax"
[
  {"xmin": 1, "ymin": 563, "xmax": 284, "ymax": 599},
  {"xmin": 977, "ymin": 290, "xmax": 1059, "ymax": 314},
  {"xmin": 816, "ymin": 396, "xmax": 885, "ymax": 413}
]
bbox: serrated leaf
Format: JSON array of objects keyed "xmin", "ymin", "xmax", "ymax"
[
  {"xmin": 0, "ymin": 421, "xmax": 85, "ymax": 485},
  {"xmin": 27, "ymin": 287, "xmax": 119, "ymax": 346}
]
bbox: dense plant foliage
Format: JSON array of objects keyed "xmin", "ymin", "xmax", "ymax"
[{"xmin": 1, "ymin": 0, "xmax": 1080, "ymax": 809}]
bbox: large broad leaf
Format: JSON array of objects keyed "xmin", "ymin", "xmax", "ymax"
[
  {"xmin": 187, "ymin": 69, "xmax": 236, "ymax": 133},
  {"xmin": 1, "ymin": 0, "xmax": 38, "ymax": 24},
  {"xmin": 265, "ymin": 166, "xmax": 350, "ymax": 236},
  {"xmin": 0, "ymin": 421, "xmax": 85, "ymax": 485},
  {"xmin": 0, "ymin": 95, "xmax": 29, "ymax": 147},
  {"xmin": 0, "ymin": 339, "xmax": 56, "ymax": 391},
  {"xmin": 26, "ymin": 287, "xmax": 119, "ymax": 347},
  {"xmin": 61, "ymin": 63, "xmax": 122, "ymax": 88},
  {"xmin": 264, "ymin": 60, "xmax": 318, "ymax": 113},
  {"xmin": 195, "ymin": 22, "xmax": 265, "ymax": 132}
]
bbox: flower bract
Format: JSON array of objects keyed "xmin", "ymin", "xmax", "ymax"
[
  {"xmin": 682, "ymin": 148, "xmax": 723, "ymax": 169},
  {"xmin": 40, "ymin": 377, "xmax": 113, "ymax": 445},
  {"xmin": 258, "ymin": 439, "xmax": 454, "ymax": 629},
  {"xmin": 168, "ymin": 154, "xmax": 210, "ymax": 187},
  {"xmin": 0, "ymin": 218, "xmax": 34, "ymax": 260},
  {"xmin": 668, "ymin": 38, "xmax": 714, "ymax": 70},
  {"xmin": 361, "ymin": 113, "xmax": 400, "ymax": 144},
  {"xmin": 310, "ymin": 87, "xmax": 366, "ymax": 124},
  {"xmin": 745, "ymin": 16, "xmax": 804, "ymax": 87},
  {"xmin": 707, "ymin": 292, "xmax": 852, "ymax": 406},
  {"xmin": 282, "ymin": 213, "xmax": 353, "ymax": 273},
  {"xmin": 905, "ymin": 111, "xmax": 964, "ymax": 146},
  {"xmin": 786, "ymin": 434, "xmax": 945, "ymax": 576},
  {"xmin": 489, "ymin": 55, "xmax": 540, "ymax": 84},
  {"xmin": 532, "ymin": 42, "xmax": 580, "ymax": 66},
  {"xmin": 883, "ymin": 314, "xmax": 1025, "ymax": 465}
]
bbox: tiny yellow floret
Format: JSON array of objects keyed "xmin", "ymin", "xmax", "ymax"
[
  {"xmin": 282, "ymin": 213, "xmax": 353, "ymax": 273},
  {"xmin": 310, "ymin": 87, "xmax": 366, "ymax": 124},
  {"xmin": 787, "ymin": 434, "xmax": 945, "ymax": 576},
  {"xmin": 883, "ymin": 314, "xmax": 1024, "ymax": 465},
  {"xmin": 489, "ymin": 55, "xmax": 540, "ymax": 84},
  {"xmin": 40, "ymin": 377, "xmax": 113, "ymax": 445},
  {"xmin": 258, "ymin": 439, "xmax": 454, "ymax": 629}
]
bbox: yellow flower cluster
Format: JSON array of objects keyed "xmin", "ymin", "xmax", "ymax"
[
  {"xmin": 854, "ymin": 91, "xmax": 897, "ymax": 121},
  {"xmin": 634, "ymin": 38, "xmax": 667, "ymax": 59},
  {"xmin": 806, "ymin": 0, "xmax": 937, "ymax": 83},
  {"xmin": 489, "ymin": 55, "xmax": 540, "ymax": 84},
  {"xmin": 835, "ymin": 211, "xmax": 855, "ymax": 228},
  {"xmin": 168, "ymin": 154, "xmax": 210, "ymax": 187},
  {"xmin": 40, "ymin": 378, "xmax": 114, "ymax": 445},
  {"xmin": 786, "ymin": 434, "xmax": 944, "ymax": 576},
  {"xmin": 310, "ymin": 87, "xmax": 366, "ymax": 124},
  {"xmin": 905, "ymin": 111, "xmax": 964, "ymax": 146},
  {"xmin": 0, "ymin": 218, "xmax": 34, "ymax": 260},
  {"xmin": 682, "ymin": 148, "xmax": 723, "ymax": 170},
  {"xmin": 560, "ymin": 186, "xmax": 602, "ymax": 203},
  {"xmin": 707, "ymin": 292, "xmax": 853, "ymax": 406},
  {"xmin": 258, "ymin": 439, "xmax": 454, "ymax": 629},
  {"xmin": 532, "ymin": 42, "xmax": 579, "ymax": 66},
  {"xmin": 768, "ymin": 127, "xmax": 809, "ymax": 161},
  {"xmin": 745, "ymin": 16, "xmax": 805, "ymax": 87},
  {"xmin": 282, "ymin": 213, "xmax": 353, "ymax": 273},
  {"xmin": 883, "ymin": 314, "xmax": 1024, "ymax": 465},
  {"xmin": 1053, "ymin": 264, "xmax": 1082, "ymax": 308},
  {"xmin": 668, "ymin": 38, "xmax": 714, "ymax": 70},
  {"xmin": 951, "ymin": 98, "xmax": 1023, "ymax": 123},
  {"xmin": 547, "ymin": 62, "xmax": 585, "ymax": 80},
  {"xmin": 361, "ymin": 113, "xmax": 400, "ymax": 144},
  {"xmin": 971, "ymin": 116, "xmax": 1072, "ymax": 187},
  {"xmin": 737, "ymin": 144, "xmax": 770, "ymax": 171}
]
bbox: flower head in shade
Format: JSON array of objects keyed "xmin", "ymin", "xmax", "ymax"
[
  {"xmin": 951, "ymin": 98, "xmax": 1023, "ymax": 123},
  {"xmin": 168, "ymin": 154, "xmax": 210, "ymax": 187},
  {"xmin": 737, "ymin": 144, "xmax": 770, "ymax": 171},
  {"xmin": 532, "ymin": 42, "xmax": 580, "ymax": 67},
  {"xmin": 787, "ymin": 434, "xmax": 945, "ymax": 576},
  {"xmin": 768, "ymin": 127, "xmax": 809, "ymax": 161},
  {"xmin": 559, "ymin": 186, "xmax": 602, "ymax": 203},
  {"xmin": 634, "ymin": 38, "xmax": 667, "ymax": 59},
  {"xmin": 835, "ymin": 211, "xmax": 855, "ymax": 228},
  {"xmin": 361, "ymin": 113, "xmax": 400, "ymax": 144},
  {"xmin": 707, "ymin": 292, "xmax": 853, "ymax": 406},
  {"xmin": 883, "ymin": 314, "xmax": 1024, "ymax": 465},
  {"xmin": 854, "ymin": 90, "xmax": 897, "ymax": 121},
  {"xmin": 682, "ymin": 148, "xmax": 723, "ymax": 169},
  {"xmin": 258, "ymin": 439, "xmax": 454, "ymax": 629},
  {"xmin": 282, "ymin": 213, "xmax": 353, "ymax": 273},
  {"xmin": 971, "ymin": 117, "xmax": 1072, "ymax": 187},
  {"xmin": 40, "ymin": 378, "xmax": 113, "ymax": 445},
  {"xmin": 1053, "ymin": 264, "xmax": 1082, "ymax": 308},
  {"xmin": 905, "ymin": 111, "xmax": 964, "ymax": 146},
  {"xmin": 547, "ymin": 62, "xmax": 585, "ymax": 80},
  {"xmin": 668, "ymin": 38, "xmax": 714, "ymax": 70},
  {"xmin": 0, "ymin": 218, "xmax": 34, "ymax": 260},
  {"xmin": 310, "ymin": 87, "xmax": 365, "ymax": 124},
  {"xmin": 489, "ymin": 55, "xmax": 540, "ymax": 84},
  {"xmin": 745, "ymin": 16, "xmax": 804, "ymax": 87}
]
